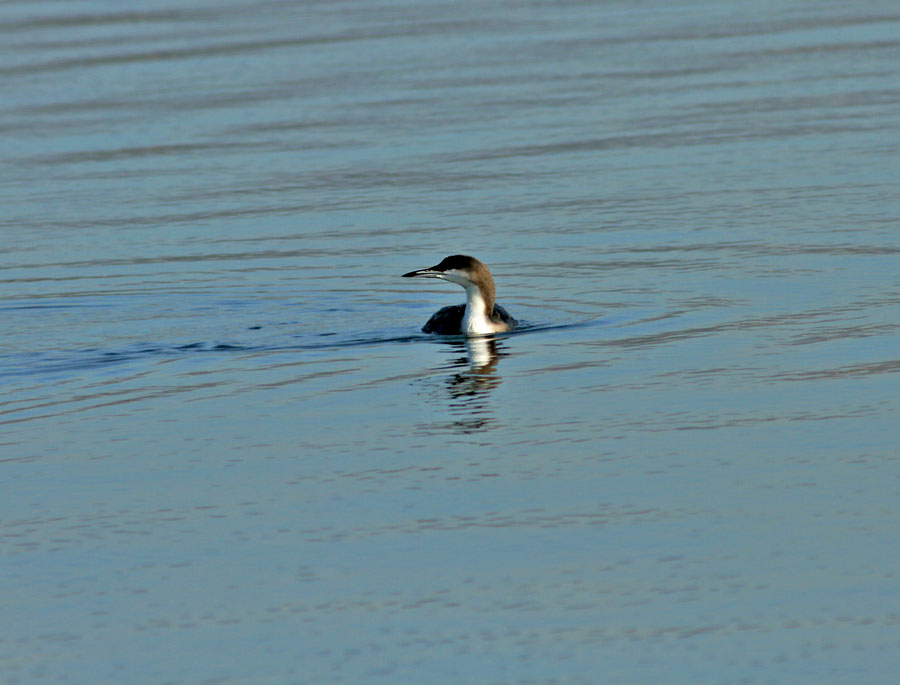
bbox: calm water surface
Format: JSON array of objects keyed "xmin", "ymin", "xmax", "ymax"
[{"xmin": 2, "ymin": 1, "xmax": 899, "ymax": 682}]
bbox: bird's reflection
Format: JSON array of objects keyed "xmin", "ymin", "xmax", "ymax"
[{"xmin": 417, "ymin": 335, "xmax": 507, "ymax": 435}]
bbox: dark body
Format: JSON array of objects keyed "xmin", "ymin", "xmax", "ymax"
[{"xmin": 422, "ymin": 303, "xmax": 517, "ymax": 335}]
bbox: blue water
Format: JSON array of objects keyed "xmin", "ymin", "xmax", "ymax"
[{"xmin": 2, "ymin": 1, "xmax": 899, "ymax": 682}]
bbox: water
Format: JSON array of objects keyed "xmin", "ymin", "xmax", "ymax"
[{"xmin": 2, "ymin": 1, "xmax": 899, "ymax": 682}]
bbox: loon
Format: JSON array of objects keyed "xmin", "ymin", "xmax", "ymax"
[{"xmin": 402, "ymin": 255, "xmax": 518, "ymax": 335}]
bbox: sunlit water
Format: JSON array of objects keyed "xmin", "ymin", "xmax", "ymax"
[{"xmin": 2, "ymin": 1, "xmax": 899, "ymax": 683}]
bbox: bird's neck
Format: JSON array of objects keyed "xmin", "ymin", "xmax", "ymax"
[{"xmin": 462, "ymin": 285, "xmax": 495, "ymax": 335}]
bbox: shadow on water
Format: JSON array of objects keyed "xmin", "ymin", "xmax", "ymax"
[
  {"xmin": 413, "ymin": 335, "xmax": 507, "ymax": 435},
  {"xmin": 407, "ymin": 318, "xmax": 612, "ymax": 435}
]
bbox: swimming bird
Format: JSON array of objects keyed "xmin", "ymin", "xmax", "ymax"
[{"xmin": 402, "ymin": 255, "xmax": 518, "ymax": 335}]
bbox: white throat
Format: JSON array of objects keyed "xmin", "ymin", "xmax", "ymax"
[{"xmin": 461, "ymin": 286, "xmax": 496, "ymax": 335}]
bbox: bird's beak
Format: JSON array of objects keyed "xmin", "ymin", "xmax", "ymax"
[{"xmin": 402, "ymin": 266, "xmax": 443, "ymax": 278}]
